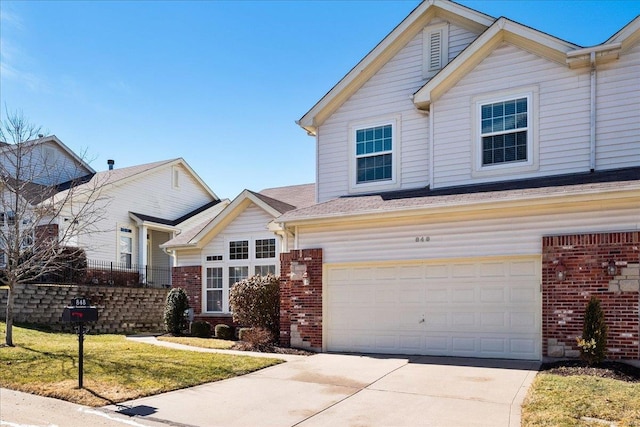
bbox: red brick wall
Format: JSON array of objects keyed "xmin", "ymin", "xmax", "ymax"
[
  {"xmin": 172, "ymin": 266, "xmax": 202, "ymax": 314},
  {"xmin": 279, "ymin": 249, "xmax": 323, "ymax": 351},
  {"xmin": 542, "ymin": 232, "xmax": 640, "ymax": 360},
  {"xmin": 171, "ymin": 266, "xmax": 236, "ymax": 333}
]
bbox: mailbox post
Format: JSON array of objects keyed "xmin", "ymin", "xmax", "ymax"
[{"xmin": 62, "ymin": 297, "xmax": 98, "ymax": 389}]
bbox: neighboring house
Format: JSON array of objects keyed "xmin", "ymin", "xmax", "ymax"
[
  {"xmin": 163, "ymin": 183, "xmax": 315, "ymax": 326},
  {"xmin": 56, "ymin": 157, "xmax": 226, "ymax": 287},
  {"xmin": 274, "ymin": 0, "xmax": 640, "ymax": 360},
  {"xmin": 0, "ymin": 135, "xmax": 94, "ymax": 187},
  {"xmin": 1, "ymin": 135, "xmax": 227, "ymax": 288}
]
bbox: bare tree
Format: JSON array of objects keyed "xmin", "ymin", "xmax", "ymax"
[{"xmin": 0, "ymin": 110, "xmax": 108, "ymax": 346}]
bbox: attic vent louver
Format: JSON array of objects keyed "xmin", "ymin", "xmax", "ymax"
[{"xmin": 429, "ymin": 31, "xmax": 442, "ymax": 71}]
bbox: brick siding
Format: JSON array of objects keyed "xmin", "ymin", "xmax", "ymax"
[
  {"xmin": 542, "ymin": 232, "xmax": 640, "ymax": 360},
  {"xmin": 171, "ymin": 265, "xmax": 236, "ymax": 333},
  {"xmin": 279, "ymin": 249, "xmax": 323, "ymax": 351}
]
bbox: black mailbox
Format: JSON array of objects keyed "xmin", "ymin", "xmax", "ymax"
[{"xmin": 63, "ymin": 306, "xmax": 99, "ymax": 323}]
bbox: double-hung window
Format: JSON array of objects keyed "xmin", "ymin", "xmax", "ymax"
[
  {"xmin": 356, "ymin": 125, "xmax": 393, "ymax": 184},
  {"xmin": 349, "ymin": 116, "xmax": 400, "ymax": 193},
  {"xmin": 481, "ymin": 97, "xmax": 528, "ymax": 166},
  {"xmin": 119, "ymin": 227, "xmax": 133, "ymax": 268},
  {"xmin": 205, "ymin": 267, "xmax": 223, "ymax": 312},
  {"xmin": 473, "ymin": 88, "xmax": 538, "ymax": 177}
]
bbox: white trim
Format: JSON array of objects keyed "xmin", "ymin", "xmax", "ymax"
[
  {"xmin": 348, "ymin": 114, "xmax": 402, "ymax": 194},
  {"xmin": 423, "ymin": 22, "xmax": 449, "ymax": 79},
  {"xmin": 201, "ymin": 234, "xmax": 279, "ymax": 314},
  {"xmin": 471, "ymin": 86, "xmax": 539, "ymax": 178}
]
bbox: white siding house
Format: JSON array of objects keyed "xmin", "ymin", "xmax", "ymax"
[
  {"xmin": 279, "ymin": 0, "xmax": 640, "ymax": 360},
  {"xmin": 163, "ymin": 184, "xmax": 315, "ymax": 326},
  {"xmin": 61, "ymin": 158, "xmax": 223, "ymax": 287}
]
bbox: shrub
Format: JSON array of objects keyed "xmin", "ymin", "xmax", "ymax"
[
  {"xmin": 242, "ymin": 327, "xmax": 275, "ymax": 351},
  {"xmin": 215, "ymin": 324, "xmax": 233, "ymax": 340},
  {"xmin": 238, "ymin": 327, "xmax": 252, "ymax": 341},
  {"xmin": 190, "ymin": 321, "xmax": 212, "ymax": 338},
  {"xmin": 229, "ymin": 274, "xmax": 280, "ymax": 340},
  {"xmin": 163, "ymin": 288, "xmax": 189, "ymax": 335},
  {"xmin": 576, "ymin": 296, "xmax": 608, "ymax": 365}
]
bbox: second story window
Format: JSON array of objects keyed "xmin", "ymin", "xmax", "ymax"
[
  {"xmin": 481, "ymin": 97, "xmax": 529, "ymax": 166},
  {"xmin": 472, "ymin": 88, "xmax": 538, "ymax": 178},
  {"xmin": 355, "ymin": 124, "xmax": 393, "ymax": 184}
]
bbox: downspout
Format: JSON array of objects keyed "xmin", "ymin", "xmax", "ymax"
[
  {"xmin": 590, "ymin": 51, "xmax": 596, "ymax": 172},
  {"xmin": 294, "ymin": 225, "xmax": 299, "ymax": 250},
  {"xmin": 428, "ymin": 103, "xmax": 434, "ymax": 187}
]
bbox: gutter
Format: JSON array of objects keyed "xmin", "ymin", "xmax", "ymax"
[{"xmin": 566, "ymin": 43, "xmax": 622, "ymax": 171}]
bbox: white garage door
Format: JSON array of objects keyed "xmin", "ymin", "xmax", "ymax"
[{"xmin": 326, "ymin": 258, "xmax": 541, "ymax": 360}]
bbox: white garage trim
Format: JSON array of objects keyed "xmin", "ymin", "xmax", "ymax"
[{"xmin": 323, "ymin": 255, "xmax": 541, "ymax": 360}]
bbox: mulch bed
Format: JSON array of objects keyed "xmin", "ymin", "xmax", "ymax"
[
  {"xmin": 540, "ymin": 360, "xmax": 640, "ymax": 383},
  {"xmin": 231, "ymin": 341, "xmax": 314, "ymax": 356}
]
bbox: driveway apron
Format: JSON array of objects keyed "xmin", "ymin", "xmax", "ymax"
[{"xmin": 105, "ymin": 353, "xmax": 539, "ymax": 427}]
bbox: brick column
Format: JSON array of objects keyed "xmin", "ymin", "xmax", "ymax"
[
  {"xmin": 279, "ymin": 249, "xmax": 323, "ymax": 351},
  {"xmin": 171, "ymin": 266, "xmax": 202, "ymax": 314},
  {"xmin": 542, "ymin": 232, "xmax": 640, "ymax": 360}
]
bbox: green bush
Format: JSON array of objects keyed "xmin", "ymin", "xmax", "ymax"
[
  {"xmin": 163, "ymin": 288, "xmax": 189, "ymax": 335},
  {"xmin": 190, "ymin": 321, "xmax": 212, "ymax": 338},
  {"xmin": 576, "ymin": 296, "xmax": 608, "ymax": 365},
  {"xmin": 215, "ymin": 324, "xmax": 233, "ymax": 340},
  {"xmin": 229, "ymin": 274, "xmax": 279, "ymax": 340}
]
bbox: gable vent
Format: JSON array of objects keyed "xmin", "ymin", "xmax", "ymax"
[
  {"xmin": 423, "ymin": 23, "xmax": 449, "ymax": 79},
  {"xmin": 429, "ymin": 30, "xmax": 442, "ymax": 71}
]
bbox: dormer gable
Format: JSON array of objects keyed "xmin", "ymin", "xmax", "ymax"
[{"xmin": 297, "ymin": 0, "xmax": 494, "ymax": 136}]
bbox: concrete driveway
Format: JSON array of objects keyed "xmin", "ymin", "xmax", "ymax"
[{"xmin": 105, "ymin": 353, "xmax": 539, "ymax": 427}]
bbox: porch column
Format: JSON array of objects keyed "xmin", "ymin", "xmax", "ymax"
[{"xmin": 138, "ymin": 224, "xmax": 147, "ymax": 282}]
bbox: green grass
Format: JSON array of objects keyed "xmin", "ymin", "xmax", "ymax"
[
  {"xmin": 522, "ymin": 373, "xmax": 640, "ymax": 426},
  {"xmin": 0, "ymin": 322, "xmax": 281, "ymax": 406},
  {"xmin": 157, "ymin": 335, "xmax": 235, "ymax": 349}
]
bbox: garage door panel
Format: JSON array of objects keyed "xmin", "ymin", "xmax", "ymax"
[
  {"xmin": 480, "ymin": 262, "xmax": 506, "ymax": 277},
  {"xmin": 511, "ymin": 287, "xmax": 537, "ymax": 303},
  {"xmin": 426, "ymin": 288, "xmax": 448, "ymax": 302},
  {"xmin": 480, "ymin": 287, "xmax": 506, "ymax": 303},
  {"xmin": 452, "ymin": 263, "xmax": 476, "ymax": 277},
  {"xmin": 426, "ymin": 264, "xmax": 449, "ymax": 278},
  {"xmin": 510, "ymin": 260, "xmax": 537, "ymax": 276},
  {"xmin": 452, "ymin": 287, "xmax": 475, "ymax": 302},
  {"xmin": 326, "ymin": 258, "xmax": 541, "ymax": 359}
]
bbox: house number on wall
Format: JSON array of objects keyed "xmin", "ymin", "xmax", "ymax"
[{"xmin": 415, "ymin": 236, "xmax": 430, "ymax": 242}]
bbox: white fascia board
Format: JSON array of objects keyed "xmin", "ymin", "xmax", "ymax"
[
  {"xmin": 190, "ymin": 190, "xmax": 281, "ymax": 247},
  {"xmin": 298, "ymin": 0, "xmax": 494, "ymax": 135},
  {"xmin": 413, "ymin": 18, "xmax": 578, "ymax": 109},
  {"xmin": 129, "ymin": 213, "xmax": 179, "ymax": 233},
  {"xmin": 174, "ymin": 158, "xmax": 220, "ymax": 201},
  {"xmin": 606, "ymin": 15, "xmax": 640, "ymax": 48}
]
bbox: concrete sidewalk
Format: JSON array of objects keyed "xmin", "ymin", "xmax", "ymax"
[
  {"xmin": 125, "ymin": 335, "xmax": 306, "ymax": 362},
  {"xmin": 105, "ymin": 353, "xmax": 539, "ymax": 427}
]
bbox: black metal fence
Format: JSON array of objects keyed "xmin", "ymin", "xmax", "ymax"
[
  {"xmin": 30, "ymin": 259, "xmax": 172, "ymax": 288},
  {"xmin": 84, "ymin": 260, "xmax": 172, "ymax": 288}
]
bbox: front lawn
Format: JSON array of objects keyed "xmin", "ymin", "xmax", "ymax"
[
  {"xmin": 522, "ymin": 362, "xmax": 640, "ymax": 426},
  {"xmin": 0, "ymin": 322, "xmax": 281, "ymax": 406},
  {"xmin": 157, "ymin": 335, "xmax": 235, "ymax": 349}
]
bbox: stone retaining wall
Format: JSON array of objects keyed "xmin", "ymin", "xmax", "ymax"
[{"xmin": 0, "ymin": 284, "xmax": 169, "ymax": 333}]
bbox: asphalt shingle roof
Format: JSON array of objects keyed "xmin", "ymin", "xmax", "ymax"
[{"xmin": 277, "ymin": 167, "xmax": 640, "ymax": 223}]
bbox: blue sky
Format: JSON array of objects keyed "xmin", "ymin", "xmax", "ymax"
[{"xmin": 1, "ymin": 0, "xmax": 638, "ymax": 199}]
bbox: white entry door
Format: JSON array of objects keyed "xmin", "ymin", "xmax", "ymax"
[{"xmin": 325, "ymin": 258, "xmax": 541, "ymax": 360}]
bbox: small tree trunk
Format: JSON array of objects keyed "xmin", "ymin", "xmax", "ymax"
[{"xmin": 5, "ymin": 286, "xmax": 14, "ymax": 346}]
